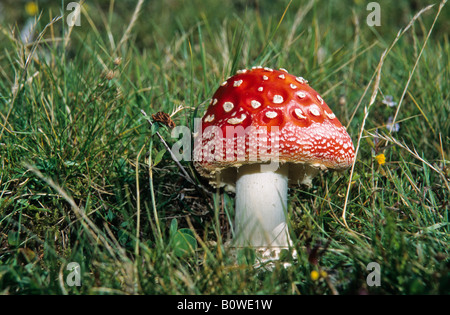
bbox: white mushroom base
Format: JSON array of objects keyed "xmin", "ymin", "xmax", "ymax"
[{"xmin": 233, "ymin": 164, "xmax": 294, "ymax": 263}]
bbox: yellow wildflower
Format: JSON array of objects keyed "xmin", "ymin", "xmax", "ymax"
[
  {"xmin": 375, "ymin": 153, "xmax": 386, "ymax": 165},
  {"xmin": 25, "ymin": 2, "xmax": 38, "ymax": 16},
  {"xmin": 310, "ymin": 270, "xmax": 320, "ymax": 281}
]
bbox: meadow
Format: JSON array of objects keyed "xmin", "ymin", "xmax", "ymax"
[{"xmin": 0, "ymin": 0, "xmax": 449, "ymax": 294}]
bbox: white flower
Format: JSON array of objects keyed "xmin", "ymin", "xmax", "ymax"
[
  {"xmin": 382, "ymin": 95, "xmax": 398, "ymax": 107},
  {"xmin": 386, "ymin": 116, "xmax": 400, "ymax": 132}
]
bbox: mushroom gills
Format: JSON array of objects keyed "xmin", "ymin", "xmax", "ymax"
[{"xmin": 233, "ymin": 164, "xmax": 292, "ymax": 249}]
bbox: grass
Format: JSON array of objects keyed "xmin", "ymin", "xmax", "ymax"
[{"xmin": 0, "ymin": 0, "xmax": 449, "ymax": 295}]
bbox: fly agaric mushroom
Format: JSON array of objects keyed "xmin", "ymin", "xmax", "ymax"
[{"xmin": 193, "ymin": 67, "xmax": 355, "ymax": 259}]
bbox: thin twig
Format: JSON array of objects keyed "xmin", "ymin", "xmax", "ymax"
[{"xmin": 140, "ymin": 109, "xmax": 195, "ymax": 185}]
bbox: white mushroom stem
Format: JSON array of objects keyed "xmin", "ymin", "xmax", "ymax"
[{"xmin": 234, "ymin": 164, "xmax": 292, "ymax": 251}]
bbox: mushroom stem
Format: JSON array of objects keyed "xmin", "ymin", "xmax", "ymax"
[{"xmin": 234, "ymin": 164, "xmax": 292, "ymax": 250}]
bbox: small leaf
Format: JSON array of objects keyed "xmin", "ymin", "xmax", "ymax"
[
  {"xmin": 153, "ymin": 149, "xmax": 166, "ymax": 167},
  {"xmin": 169, "ymin": 218, "xmax": 178, "ymax": 238},
  {"xmin": 8, "ymin": 231, "xmax": 19, "ymax": 246},
  {"xmin": 107, "ymin": 209, "xmax": 115, "ymax": 221},
  {"xmin": 172, "ymin": 229, "xmax": 197, "ymax": 258},
  {"xmin": 151, "ymin": 122, "xmax": 160, "ymax": 135},
  {"xmin": 64, "ymin": 160, "xmax": 79, "ymax": 167}
]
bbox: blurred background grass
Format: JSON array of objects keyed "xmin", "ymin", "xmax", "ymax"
[{"xmin": 0, "ymin": 0, "xmax": 449, "ymax": 294}]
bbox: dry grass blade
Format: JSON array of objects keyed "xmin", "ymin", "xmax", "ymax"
[
  {"xmin": 26, "ymin": 163, "xmax": 140, "ymax": 293},
  {"xmin": 64, "ymin": 0, "xmax": 85, "ymax": 48},
  {"xmin": 341, "ymin": 2, "xmax": 442, "ymax": 232},
  {"xmin": 341, "ymin": 49, "xmax": 385, "ymax": 233},
  {"xmin": 25, "ymin": 163, "xmax": 125, "ymax": 260},
  {"xmin": 115, "ymin": 0, "xmax": 144, "ymax": 54},
  {"xmin": 283, "ymin": 0, "xmax": 315, "ymax": 51},
  {"xmin": 0, "ymin": 15, "xmax": 62, "ymax": 141},
  {"xmin": 390, "ymin": 0, "xmax": 446, "ymax": 130}
]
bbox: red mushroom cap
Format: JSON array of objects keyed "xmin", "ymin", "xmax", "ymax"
[{"xmin": 193, "ymin": 67, "xmax": 355, "ymax": 188}]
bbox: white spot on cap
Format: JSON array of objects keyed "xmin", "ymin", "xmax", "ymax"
[
  {"xmin": 317, "ymin": 95, "xmax": 324, "ymax": 104},
  {"xmin": 264, "ymin": 67, "xmax": 273, "ymax": 72},
  {"xmin": 273, "ymin": 95, "xmax": 284, "ymax": 104},
  {"xmin": 227, "ymin": 114, "xmax": 246, "ymax": 125},
  {"xmin": 251, "ymin": 100, "xmax": 262, "ymax": 109},
  {"xmin": 257, "ymin": 87, "xmax": 264, "ymax": 92},
  {"xmin": 296, "ymin": 91, "xmax": 306, "ymax": 99},
  {"xmin": 263, "ymin": 75, "xmax": 269, "ymax": 80},
  {"xmin": 236, "ymin": 69, "xmax": 247, "ymax": 74},
  {"xmin": 325, "ymin": 111, "xmax": 335, "ymax": 119},
  {"xmin": 233, "ymin": 79, "xmax": 243, "ymax": 87},
  {"xmin": 279, "ymin": 68, "xmax": 288, "ymax": 73},
  {"xmin": 221, "ymin": 80, "xmax": 228, "ymax": 86},
  {"xmin": 294, "ymin": 108, "xmax": 306, "ymax": 119},
  {"xmin": 290, "ymin": 84, "xmax": 297, "ymax": 89},
  {"xmin": 223, "ymin": 102, "xmax": 234, "ymax": 112},
  {"xmin": 212, "ymin": 98, "xmax": 218, "ymax": 105},
  {"xmin": 204, "ymin": 114, "xmax": 215, "ymax": 122},
  {"xmin": 278, "ymin": 74, "xmax": 285, "ymax": 79},
  {"xmin": 295, "ymin": 76, "xmax": 308, "ymax": 84},
  {"xmin": 265, "ymin": 111, "xmax": 278, "ymax": 119},
  {"xmin": 309, "ymin": 105, "xmax": 321, "ymax": 116}
]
